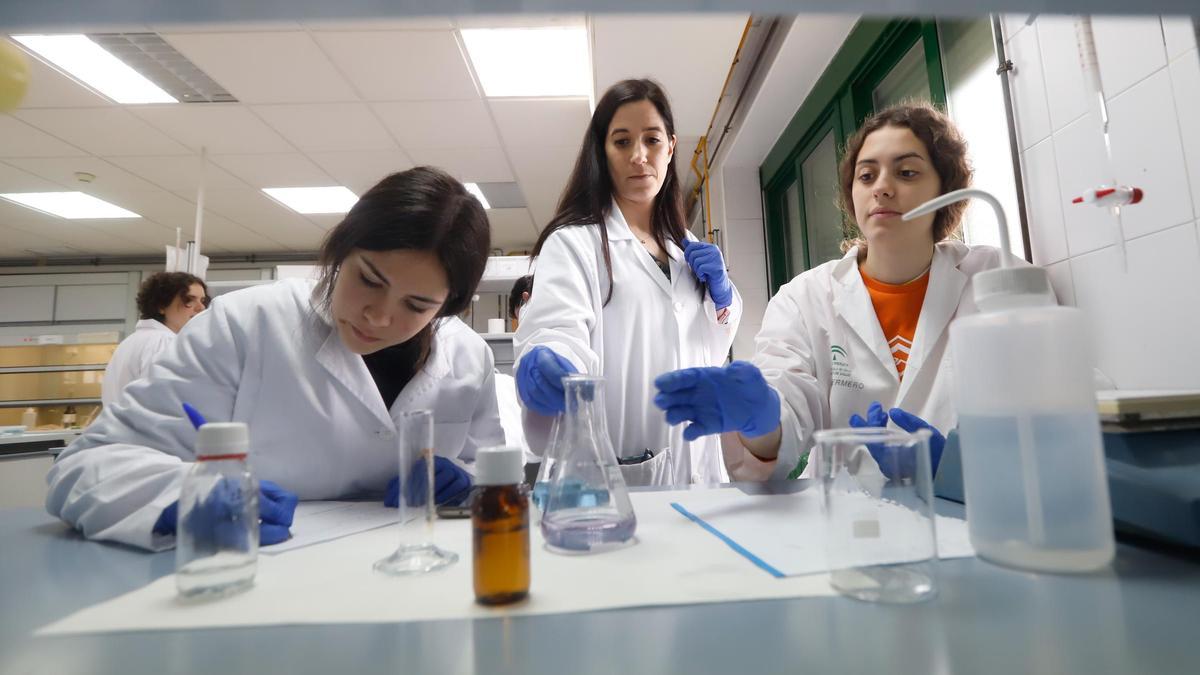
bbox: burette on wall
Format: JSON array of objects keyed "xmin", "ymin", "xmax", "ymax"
[{"xmin": 1072, "ymin": 17, "xmax": 1143, "ymax": 273}]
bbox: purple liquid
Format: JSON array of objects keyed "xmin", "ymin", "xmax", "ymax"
[{"xmin": 541, "ymin": 510, "xmax": 637, "ymax": 553}]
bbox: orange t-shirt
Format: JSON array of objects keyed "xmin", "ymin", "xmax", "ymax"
[{"xmin": 860, "ymin": 268, "xmax": 930, "ymax": 378}]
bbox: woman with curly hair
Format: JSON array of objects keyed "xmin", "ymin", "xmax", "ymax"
[
  {"xmin": 655, "ymin": 102, "xmax": 1017, "ymax": 481},
  {"xmin": 101, "ymin": 272, "xmax": 209, "ymax": 407}
]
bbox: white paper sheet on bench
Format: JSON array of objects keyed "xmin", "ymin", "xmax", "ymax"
[
  {"xmin": 37, "ymin": 489, "xmax": 836, "ymax": 636},
  {"xmin": 261, "ymin": 501, "xmax": 402, "ymax": 555},
  {"xmin": 670, "ymin": 489, "xmax": 974, "ymax": 578}
]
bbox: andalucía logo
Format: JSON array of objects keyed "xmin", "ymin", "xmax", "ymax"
[{"xmin": 831, "ymin": 345, "xmax": 847, "ymax": 362}]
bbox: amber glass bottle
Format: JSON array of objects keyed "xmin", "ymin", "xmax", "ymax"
[{"xmin": 472, "ymin": 446, "xmax": 530, "ymax": 605}]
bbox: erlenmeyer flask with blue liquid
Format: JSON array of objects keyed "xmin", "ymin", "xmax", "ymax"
[{"xmin": 539, "ymin": 374, "xmax": 637, "ymax": 553}]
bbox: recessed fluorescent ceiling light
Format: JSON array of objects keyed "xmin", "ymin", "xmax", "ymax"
[
  {"xmin": 461, "ymin": 27, "xmax": 590, "ymax": 97},
  {"xmin": 262, "ymin": 186, "xmax": 358, "ymax": 214},
  {"xmin": 0, "ymin": 192, "xmax": 140, "ymax": 219},
  {"xmin": 464, "ymin": 183, "xmax": 491, "ymax": 210},
  {"xmin": 12, "ymin": 34, "xmax": 177, "ymax": 104}
]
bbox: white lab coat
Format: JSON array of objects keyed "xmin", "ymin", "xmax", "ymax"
[
  {"xmin": 100, "ymin": 319, "xmax": 175, "ymax": 408},
  {"xmin": 723, "ymin": 241, "xmax": 1007, "ymax": 481},
  {"xmin": 515, "ymin": 202, "xmax": 741, "ymax": 486},
  {"xmin": 47, "ymin": 278, "xmax": 504, "ymax": 551}
]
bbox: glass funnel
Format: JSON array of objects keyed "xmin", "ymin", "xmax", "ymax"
[{"xmin": 539, "ymin": 375, "xmax": 637, "ymax": 554}]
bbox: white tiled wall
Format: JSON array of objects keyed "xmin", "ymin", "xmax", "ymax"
[
  {"xmin": 712, "ymin": 164, "xmax": 769, "ymax": 360},
  {"xmin": 1004, "ymin": 15, "xmax": 1200, "ymax": 389}
]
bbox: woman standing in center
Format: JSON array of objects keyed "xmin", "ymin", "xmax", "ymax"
[{"xmin": 514, "ymin": 78, "xmax": 741, "ymax": 486}]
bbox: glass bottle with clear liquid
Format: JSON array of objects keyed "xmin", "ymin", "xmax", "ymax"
[
  {"xmin": 176, "ymin": 422, "xmax": 259, "ymax": 597},
  {"xmin": 540, "ymin": 375, "xmax": 637, "ymax": 553}
]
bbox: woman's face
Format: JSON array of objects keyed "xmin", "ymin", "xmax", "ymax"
[
  {"xmin": 851, "ymin": 125, "xmax": 942, "ymax": 248},
  {"xmin": 605, "ymin": 99, "xmax": 676, "ymax": 208},
  {"xmin": 330, "ymin": 249, "xmax": 449, "ymax": 355},
  {"xmin": 161, "ymin": 283, "xmax": 207, "ymax": 333}
]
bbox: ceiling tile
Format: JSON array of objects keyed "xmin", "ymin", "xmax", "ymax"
[
  {"xmin": 373, "ymin": 100, "xmax": 500, "ymax": 150},
  {"xmin": 251, "ymin": 103, "xmax": 395, "ymax": 152},
  {"xmin": 163, "ymin": 32, "xmax": 358, "ymax": 103},
  {"xmin": 131, "ymin": 105, "xmax": 294, "ymax": 154},
  {"xmin": 406, "ymin": 147, "xmax": 513, "ymax": 183},
  {"xmin": 0, "ymin": 201, "xmax": 152, "ymax": 254},
  {"xmin": 303, "ymin": 213, "xmax": 345, "ymax": 231},
  {"xmin": 201, "ymin": 188, "xmax": 329, "ymax": 247},
  {"xmin": 0, "ymin": 161, "xmax": 64, "ymax": 191},
  {"xmin": 314, "ymin": 31, "xmax": 478, "ymax": 101},
  {"xmin": 209, "ymin": 153, "xmax": 334, "ymax": 188},
  {"xmin": 306, "ymin": 149, "xmax": 414, "ymax": 194},
  {"xmin": 195, "ymin": 213, "xmax": 288, "ymax": 253},
  {"xmin": 307, "ymin": 18, "xmax": 455, "ymax": 31},
  {"xmin": 592, "ymin": 14, "xmax": 749, "ymax": 137},
  {"xmin": 4, "ymin": 156, "xmax": 162, "ymax": 193},
  {"xmin": 106, "ymin": 155, "xmax": 247, "ymax": 192},
  {"xmin": 149, "ymin": 21, "xmax": 303, "ymax": 33},
  {"xmin": 0, "ymin": 224, "xmax": 81, "ymax": 258},
  {"xmin": 485, "ymin": 207, "xmax": 538, "ymax": 250},
  {"xmin": 454, "ymin": 14, "xmax": 587, "ymax": 30},
  {"xmin": 0, "ymin": 115, "xmax": 88, "ymax": 158},
  {"xmin": 488, "ymin": 98, "xmax": 589, "ymax": 149},
  {"xmin": 13, "ymin": 108, "xmax": 189, "ymax": 156},
  {"xmin": 12, "ymin": 49, "xmax": 112, "ymax": 108},
  {"xmin": 505, "ymin": 144, "xmax": 578, "ymax": 227},
  {"xmin": 73, "ymin": 216, "xmax": 180, "ymax": 251}
]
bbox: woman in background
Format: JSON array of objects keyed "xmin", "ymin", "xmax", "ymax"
[{"xmin": 100, "ymin": 272, "xmax": 209, "ymax": 408}]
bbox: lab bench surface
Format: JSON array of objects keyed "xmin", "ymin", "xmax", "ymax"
[{"xmin": 2, "ymin": 490, "xmax": 1198, "ymax": 675}]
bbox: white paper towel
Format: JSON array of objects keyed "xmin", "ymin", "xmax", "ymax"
[{"xmin": 38, "ymin": 489, "xmax": 835, "ymax": 636}]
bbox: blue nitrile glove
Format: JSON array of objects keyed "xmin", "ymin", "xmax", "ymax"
[
  {"xmin": 152, "ymin": 478, "xmax": 298, "ymax": 546},
  {"xmin": 653, "ymin": 361, "xmax": 781, "ymax": 441},
  {"xmin": 888, "ymin": 408, "xmax": 946, "ymax": 478},
  {"xmin": 384, "ymin": 456, "xmax": 473, "ymax": 508},
  {"xmin": 516, "ymin": 345, "xmax": 578, "ymax": 416},
  {"xmin": 683, "ymin": 240, "xmax": 733, "ymax": 309},
  {"xmin": 847, "ymin": 402, "xmax": 946, "ymax": 479}
]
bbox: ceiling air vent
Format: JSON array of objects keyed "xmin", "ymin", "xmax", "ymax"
[{"xmin": 88, "ymin": 33, "xmax": 237, "ymax": 103}]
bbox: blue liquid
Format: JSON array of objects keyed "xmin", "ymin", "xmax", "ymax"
[
  {"xmin": 531, "ymin": 480, "xmax": 610, "ymax": 512},
  {"xmin": 541, "ymin": 510, "xmax": 637, "ymax": 553}
]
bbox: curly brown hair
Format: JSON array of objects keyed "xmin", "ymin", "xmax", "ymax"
[
  {"xmin": 136, "ymin": 272, "xmax": 209, "ymax": 322},
  {"xmin": 838, "ymin": 102, "xmax": 973, "ymax": 252}
]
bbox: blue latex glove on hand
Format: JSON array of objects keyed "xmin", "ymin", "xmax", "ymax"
[
  {"xmin": 384, "ymin": 456, "xmax": 473, "ymax": 508},
  {"xmin": 152, "ymin": 479, "xmax": 298, "ymax": 547},
  {"xmin": 683, "ymin": 240, "xmax": 733, "ymax": 309},
  {"xmin": 847, "ymin": 401, "xmax": 946, "ymax": 478},
  {"xmin": 516, "ymin": 345, "xmax": 578, "ymax": 416},
  {"xmin": 653, "ymin": 361, "xmax": 781, "ymax": 441}
]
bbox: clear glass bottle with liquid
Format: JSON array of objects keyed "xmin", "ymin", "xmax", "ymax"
[
  {"xmin": 176, "ymin": 422, "xmax": 259, "ymax": 597},
  {"xmin": 540, "ymin": 375, "xmax": 637, "ymax": 553}
]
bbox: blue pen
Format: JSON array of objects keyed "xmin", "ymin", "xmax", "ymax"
[{"xmin": 182, "ymin": 403, "xmax": 208, "ymax": 430}]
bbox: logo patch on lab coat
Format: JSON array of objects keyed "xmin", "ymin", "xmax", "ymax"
[{"xmin": 830, "ymin": 345, "xmax": 864, "ymax": 390}]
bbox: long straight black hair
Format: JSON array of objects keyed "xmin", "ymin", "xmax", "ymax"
[
  {"xmin": 531, "ymin": 78, "xmax": 688, "ymax": 305},
  {"xmin": 314, "ymin": 166, "xmax": 491, "ymax": 370}
]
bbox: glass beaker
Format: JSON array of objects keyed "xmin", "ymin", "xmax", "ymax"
[
  {"xmin": 539, "ymin": 375, "xmax": 637, "ymax": 553},
  {"xmin": 374, "ymin": 409, "xmax": 459, "ymax": 575},
  {"xmin": 813, "ymin": 427, "xmax": 938, "ymax": 604}
]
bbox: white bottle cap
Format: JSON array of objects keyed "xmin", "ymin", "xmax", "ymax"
[
  {"xmin": 973, "ymin": 266, "xmax": 1055, "ymax": 312},
  {"xmin": 474, "ymin": 446, "xmax": 524, "ymax": 486},
  {"xmin": 195, "ymin": 422, "xmax": 249, "ymax": 459}
]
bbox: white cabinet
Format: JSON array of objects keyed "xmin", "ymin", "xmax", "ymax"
[
  {"xmin": 54, "ymin": 284, "xmax": 127, "ymax": 321},
  {"xmin": 0, "ymin": 286, "xmax": 55, "ymax": 323}
]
